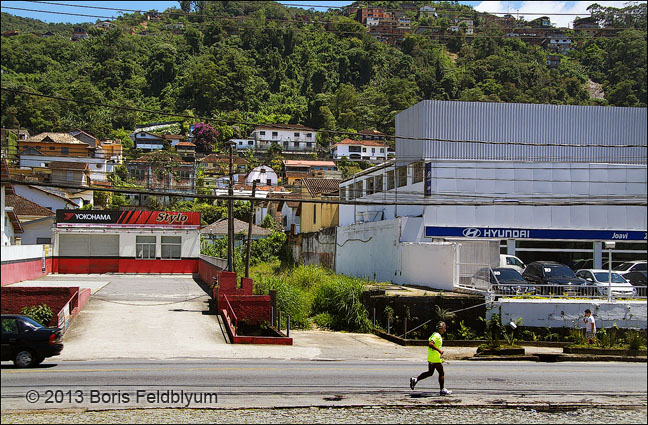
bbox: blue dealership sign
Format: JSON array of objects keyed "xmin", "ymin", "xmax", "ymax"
[{"xmin": 424, "ymin": 226, "xmax": 647, "ymax": 241}]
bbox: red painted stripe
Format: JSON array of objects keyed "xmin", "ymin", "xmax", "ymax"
[
  {"xmin": 129, "ymin": 210, "xmax": 142, "ymax": 224},
  {"xmin": 117, "ymin": 211, "xmax": 126, "ymax": 224},
  {"xmin": 142, "ymin": 211, "xmax": 153, "ymax": 224}
]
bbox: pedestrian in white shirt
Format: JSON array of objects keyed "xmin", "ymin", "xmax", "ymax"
[{"xmin": 583, "ymin": 309, "xmax": 596, "ymax": 345}]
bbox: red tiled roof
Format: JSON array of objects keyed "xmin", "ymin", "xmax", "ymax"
[
  {"xmin": 5, "ymin": 194, "xmax": 55, "ymax": 217},
  {"xmin": 253, "ymin": 124, "xmax": 315, "ymax": 131},
  {"xmin": 200, "ymin": 154, "xmax": 249, "ymax": 165},
  {"xmin": 283, "ymin": 160, "xmax": 337, "ymax": 167},
  {"xmin": 50, "ymin": 161, "xmax": 89, "ymax": 170},
  {"xmin": 177, "ymin": 141, "xmax": 196, "ymax": 147},
  {"xmin": 302, "ymin": 178, "xmax": 341, "ymax": 197}
]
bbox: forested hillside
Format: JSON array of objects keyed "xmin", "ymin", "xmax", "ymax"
[{"xmin": 1, "ymin": 1, "xmax": 646, "ymax": 149}]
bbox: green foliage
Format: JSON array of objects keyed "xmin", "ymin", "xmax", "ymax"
[
  {"xmin": 3, "ymin": 2, "xmax": 644, "ymax": 139},
  {"xmin": 569, "ymin": 327, "xmax": 587, "ymax": 346},
  {"xmin": 20, "ymin": 304, "xmax": 54, "ymax": 327},
  {"xmin": 312, "ymin": 312, "xmax": 334, "ymax": 329},
  {"xmin": 457, "ymin": 320, "xmax": 477, "ymax": 340},
  {"xmin": 597, "ymin": 325, "xmax": 621, "ymax": 349},
  {"xmin": 311, "ymin": 276, "xmax": 372, "ymax": 333},
  {"xmin": 479, "ymin": 313, "xmax": 502, "ymax": 349},
  {"xmin": 624, "ymin": 330, "xmax": 647, "ymax": 350},
  {"xmin": 255, "ymin": 274, "xmax": 311, "ymax": 329}
]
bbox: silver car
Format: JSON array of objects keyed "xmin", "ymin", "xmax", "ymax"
[{"xmin": 576, "ymin": 269, "xmax": 636, "ymax": 297}]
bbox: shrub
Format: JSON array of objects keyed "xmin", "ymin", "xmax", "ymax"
[
  {"xmin": 287, "ymin": 265, "xmax": 332, "ymax": 290},
  {"xmin": 312, "ymin": 312, "xmax": 334, "ymax": 329},
  {"xmin": 624, "ymin": 329, "xmax": 647, "ymax": 350},
  {"xmin": 20, "ymin": 304, "xmax": 54, "ymax": 327},
  {"xmin": 568, "ymin": 327, "xmax": 586, "ymax": 346},
  {"xmin": 254, "ymin": 275, "xmax": 311, "ymax": 329},
  {"xmin": 458, "ymin": 320, "xmax": 477, "ymax": 340},
  {"xmin": 311, "ymin": 276, "xmax": 372, "ymax": 333}
]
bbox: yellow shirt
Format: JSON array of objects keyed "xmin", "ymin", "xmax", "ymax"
[{"xmin": 427, "ymin": 332, "xmax": 443, "ymax": 363}]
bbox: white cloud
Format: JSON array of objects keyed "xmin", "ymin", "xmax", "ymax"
[{"xmin": 474, "ymin": 1, "xmax": 629, "ymax": 28}]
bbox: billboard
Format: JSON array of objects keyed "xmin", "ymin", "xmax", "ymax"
[{"xmin": 56, "ymin": 210, "xmax": 201, "ymax": 228}]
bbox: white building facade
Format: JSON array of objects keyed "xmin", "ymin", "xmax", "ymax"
[
  {"xmin": 232, "ymin": 125, "xmax": 317, "ymax": 153},
  {"xmin": 331, "ymin": 138, "xmax": 389, "ymax": 162}
]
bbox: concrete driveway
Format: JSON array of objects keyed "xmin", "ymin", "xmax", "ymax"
[{"xmin": 54, "ymin": 274, "xmax": 227, "ymax": 360}]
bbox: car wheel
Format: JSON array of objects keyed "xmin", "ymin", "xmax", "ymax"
[{"xmin": 14, "ymin": 349, "xmax": 37, "ymax": 368}]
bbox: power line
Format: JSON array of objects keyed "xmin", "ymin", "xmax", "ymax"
[
  {"xmin": 31, "ymin": 0, "xmax": 646, "ymax": 18},
  {"xmin": 3, "ymin": 178, "xmax": 645, "ymax": 206},
  {"xmin": 3, "ymin": 88, "xmax": 646, "ymax": 150}
]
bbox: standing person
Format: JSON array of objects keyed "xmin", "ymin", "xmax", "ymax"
[
  {"xmin": 583, "ymin": 309, "xmax": 596, "ymax": 345},
  {"xmin": 409, "ymin": 321, "xmax": 452, "ymax": 396}
]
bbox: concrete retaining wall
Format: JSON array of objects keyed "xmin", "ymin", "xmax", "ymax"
[
  {"xmin": 489, "ymin": 299, "xmax": 647, "ymax": 329},
  {"xmin": 1, "ymin": 244, "xmax": 51, "ymax": 286}
]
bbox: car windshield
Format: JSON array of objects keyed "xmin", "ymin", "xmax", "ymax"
[
  {"xmin": 593, "ymin": 272, "xmax": 627, "ymax": 283},
  {"xmin": 544, "ymin": 265, "xmax": 576, "ymax": 278},
  {"xmin": 506, "ymin": 257, "xmax": 524, "ymax": 268},
  {"xmin": 493, "ymin": 269, "xmax": 524, "ymax": 281},
  {"xmin": 614, "ymin": 262, "xmax": 636, "ymax": 271},
  {"xmin": 634, "ymin": 263, "xmax": 647, "ymax": 272},
  {"xmin": 20, "ymin": 317, "xmax": 45, "ymax": 330}
]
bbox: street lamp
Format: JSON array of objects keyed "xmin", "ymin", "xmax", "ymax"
[{"xmin": 604, "ymin": 241, "xmax": 616, "ymax": 303}]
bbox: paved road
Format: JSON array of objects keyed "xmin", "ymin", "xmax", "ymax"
[{"xmin": 1, "ymin": 359, "xmax": 646, "ymax": 411}]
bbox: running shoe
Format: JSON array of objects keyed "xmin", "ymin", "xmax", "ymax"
[
  {"xmin": 409, "ymin": 377, "xmax": 416, "ymax": 390},
  {"xmin": 440, "ymin": 388, "xmax": 452, "ymax": 396}
]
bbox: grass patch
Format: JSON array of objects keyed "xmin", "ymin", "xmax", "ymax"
[{"xmin": 250, "ymin": 263, "xmax": 380, "ymax": 332}]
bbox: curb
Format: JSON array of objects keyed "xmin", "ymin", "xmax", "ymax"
[{"xmin": 466, "ymin": 354, "xmax": 647, "ymax": 362}]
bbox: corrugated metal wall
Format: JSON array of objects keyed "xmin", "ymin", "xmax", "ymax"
[{"xmin": 396, "ymin": 101, "xmax": 647, "ymax": 165}]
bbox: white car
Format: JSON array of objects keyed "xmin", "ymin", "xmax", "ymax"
[
  {"xmin": 499, "ymin": 255, "xmax": 526, "ymax": 274},
  {"xmin": 576, "ymin": 269, "xmax": 636, "ymax": 297}
]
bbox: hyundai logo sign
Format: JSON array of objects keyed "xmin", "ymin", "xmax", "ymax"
[{"xmin": 462, "ymin": 228, "xmax": 482, "ymax": 237}]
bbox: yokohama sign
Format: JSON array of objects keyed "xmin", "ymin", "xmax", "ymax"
[{"xmin": 56, "ymin": 210, "xmax": 201, "ymax": 228}]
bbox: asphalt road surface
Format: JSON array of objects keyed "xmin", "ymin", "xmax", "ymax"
[{"xmin": 1, "ymin": 359, "xmax": 646, "ymax": 411}]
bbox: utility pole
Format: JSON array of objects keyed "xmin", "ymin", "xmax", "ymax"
[
  {"xmin": 227, "ymin": 141, "xmax": 235, "ymax": 272},
  {"xmin": 245, "ymin": 181, "xmax": 257, "ymax": 278}
]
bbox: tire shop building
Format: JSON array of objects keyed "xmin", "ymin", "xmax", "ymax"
[
  {"xmin": 337, "ymin": 101, "xmax": 646, "ymax": 287},
  {"xmin": 52, "ymin": 210, "xmax": 201, "ymax": 274}
]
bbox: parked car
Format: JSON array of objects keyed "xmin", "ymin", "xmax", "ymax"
[
  {"xmin": 522, "ymin": 261, "xmax": 588, "ymax": 295},
  {"xmin": 624, "ymin": 271, "xmax": 647, "ymax": 287},
  {"xmin": 1, "ymin": 315, "xmax": 63, "ymax": 368},
  {"xmin": 471, "ymin": 267, "xmax": 535, "ymax": 296},
  {"xmin": 575, "ymin": 269, "xmax": 636, "ymax": 297},
  {"xmin": 499, "ymin": 255, "xmax": 526, "ymax": 274},
  {"xmin": 614, "ymin": 261, "xmax": 647, "ymax": 275}
]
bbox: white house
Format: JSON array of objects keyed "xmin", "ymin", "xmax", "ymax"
[
  {"xmin": 232, "ymin": 124, "xmax": 317, "ymax": 153},
  {"xmin": 331, "ymin": 138, "xmax": 389, "ymax": 162},
  {"xmin": 19, "ymin": 154, "xmax": 113, "ymax": 182},
  {"xmin": 12, "ymin": 185, "xmax": 77, "ymax": 212},
  {"xmin": 246, "ymin": 166, "xmax": 278, "ymax": 186}
]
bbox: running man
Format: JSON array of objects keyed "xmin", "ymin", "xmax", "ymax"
[{"xmin": 410, "ymin": 321, "xmax": 452, "ymax": 396}]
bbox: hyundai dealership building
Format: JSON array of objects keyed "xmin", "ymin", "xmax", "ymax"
[{"xmin": 338, "ymin": 101, "xmax": 646, "ymax": 273}]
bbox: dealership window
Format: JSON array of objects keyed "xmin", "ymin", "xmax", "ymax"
[
  {"xmin": 136, "ymin": 236, "xmax": 156, "ymax": 259},
  {"xmin": 386, "ymin": 170, "xmax": 395, "ymax": 190},
  {"xmin": 374, "ymin": 175, "xmax": 383, "ymax": 193},
  {"xmin": 412, "ymin": 162, "xmax": 423, "ymax": 184},
  {"xmin": 161, "ymin": 236, "xmax": 182, "ymax": 259},
  {"xmin": 397, "ymin": 166, "xmax": 407, "ymax": 187}
]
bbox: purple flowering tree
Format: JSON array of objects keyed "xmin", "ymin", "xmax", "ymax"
[{"xmin": 193, "ymin": 122, "xmax": 219, "ymax": 154}]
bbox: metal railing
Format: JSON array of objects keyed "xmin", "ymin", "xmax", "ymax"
[
  {"xmin": 221, "ymin": 294, "xmax": 238, "ymax": 334},
  {"xmin": 490, "ymin": 283, "xmax": 646, "ymax": 300}
]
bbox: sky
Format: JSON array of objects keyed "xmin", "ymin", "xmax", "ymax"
[{"xmin": 0, "ymin": 1, "xmax": 632, "ymax": 28}]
